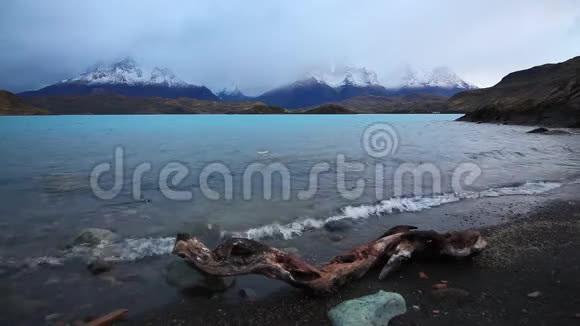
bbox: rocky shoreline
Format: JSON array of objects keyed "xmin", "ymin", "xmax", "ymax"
[{"xmin": 130, "ymin": 193, "xmax": 580, "ymax": 325}]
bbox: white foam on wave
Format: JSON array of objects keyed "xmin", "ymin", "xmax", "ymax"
[
  {"xmin": 239, "ymin": 181, "xmax": 562, "ymax": 240},
  {"xmin": 61, "ymin": 236, "xmax": 177, "ymax": 262},
  {"xmin": 101, "ymin": 237, "xmax": 176, "ymax": 261},
  {"xmin": 19, "ymin": 181, "xmax": 563, "ymax": 264}
]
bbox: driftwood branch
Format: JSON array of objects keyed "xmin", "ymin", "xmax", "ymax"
[{"xmin": 172, "ymin": 225, "xmax": 487, "ymax": 295}]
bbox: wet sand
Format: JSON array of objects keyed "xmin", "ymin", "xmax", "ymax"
[{"xmin": 132, "ymin": 186, "xmax": 580, "ymax": 326}]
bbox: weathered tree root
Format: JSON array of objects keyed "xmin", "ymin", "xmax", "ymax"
[{"xmin": 172, "ymin": 225, "xmax": 487, "ymax": 295}]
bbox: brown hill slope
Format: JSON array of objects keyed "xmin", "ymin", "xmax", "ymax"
[
  {"xmin": 303, "ymin": 104, "xmax": 355, "ymax": 114},
  {"xmin": 451, "ymin": 56, "xmax": 580, "ymax": 127},
  {"xmin": 0, "ymin": 90, "xmax": 50, "ymax": 115},
  {"xmin": 24, "ymin": 94, "xmax": 265, "ymax": 114},
  {"xmin": 300, "ymin": 94, "xmax": 452, "ymax": 114}
]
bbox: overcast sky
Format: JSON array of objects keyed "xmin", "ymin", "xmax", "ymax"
[{"xmin": 1, "ymin": 0, "xmax": 579, "ymax": 94}]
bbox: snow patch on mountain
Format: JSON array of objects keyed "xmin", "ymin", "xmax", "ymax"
[
  {"xmin": 64, "ymin": 58, "xmax": 189, "ymax": 87},
  {"xmin": 218, "ymin": 83, "xmax": 243, "ymax": 97},
  {"xmin": 308, "ymin": 65, "xmax": 380, "ymax": 87},
  {"xmin": 399, "ymin": 66, "xmax": 477, "ymax": 89}
]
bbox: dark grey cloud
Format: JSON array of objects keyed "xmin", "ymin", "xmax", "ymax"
[{"xmin": 1, "ymin": 0, "xmax": 579, "ymax": 94}]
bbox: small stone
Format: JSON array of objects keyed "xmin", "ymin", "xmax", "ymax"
[
  {"xmin": 432, "ymin": 309, "xmax": 440, "ymax": 314},
  {"xmin": 527, "ymin": 127, "xmax": 549, "ymax": 134},
  {"xmin": 418, "ymin": 272, "xmax": 429, "ymax": 279},
  {"xmin": 527, "ymin": 291, "xmax": 542, "ymax": 298},
  {"xmin": 412, "ymin": 305, "xmax": 420, "ymax": 311},
  {"xmin": 432, "ymin": 283, "xmax": 448, "ymax": 290},
  {"xmin": 45, "ymin": 313, "xmax": 62, "ymax": 322},
  {"xmin": 440, "ymin": 280, "xmax": 448, "ymax": 284}
]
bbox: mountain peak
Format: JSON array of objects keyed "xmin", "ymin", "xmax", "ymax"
[
  {"xmin": 64, "ymin": 58, "xmax": 188, "ymax": 87},
  {"xmin": 217, "ymin": 83, "xmax": 248, "ymax": 101},
  {"xmin": 399, "ymin": 66, "xmax": 477, "ymax": 89},
  {"xmin": 308, "ymin": 65, "xmax": 380, "ymax": 87},
  {"xmin": 110, "ymin": 57, "xmax": 140, "ymax": 72},
  {"xmin": 218, "ymin": 83, "xmax": 242, "ymax": 96}
]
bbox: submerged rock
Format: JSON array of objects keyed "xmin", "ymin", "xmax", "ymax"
[
  {"xmin": 164, "ymin": 259, "xmax": 234, "ymax": 293},
  {"xmin": 87, "ymin": 258, "xmax": 113, "ymax": 275},
  {"xmin": 527, "ymin": 127, "xmax": 571, "ymax": 135},
  {"xmin": 328, "ymin": 233, "xmax": 345, "ymax": 242},
  {"xmin": 527, "ymin": 127, "xmax": 550, "ymax": 134},
  {"xmin": 324, "ymin": 220, "xmax": 352, "ymax": 232},
  {"xmin": 72, "ymin": 228, "xmax": 118, "ymax": 247},
  {"xmin": 328, "ymin": 290, "xmax": 406, "ymax": 326}
]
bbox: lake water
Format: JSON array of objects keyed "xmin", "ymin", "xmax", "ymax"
[{"xmin": 1, "ymin": 114, "xmax": 579, "ymax": 323}]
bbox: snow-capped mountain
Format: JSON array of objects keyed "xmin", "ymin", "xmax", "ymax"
[
  {"xmin": 19, "ymin": 58, "xmax": 218, "ymax": 100},
  {"xmin": 64, "ymin": 58, "xmax": 188, "ymax": 87},
  {"xmin": 399, "ymin": 66, "xmax": 477, "ymax": 90},
  {"xmin": 308, "ymin": 65, "xmax": 380, "ymax": 88},
  {"xmin": 217, "ymin": 83, "xmax": 250, "ymax": 101},
  {"xmin": 256, "ymin": 77, "xmax": 338, "ymax": 108},
  {"xmin": 254, "ymin": 66, "xmax": 391, "ymax": 108},
  {"xmin": 253, "ymin": 64, "xmax": 477, "ymax": 108}
]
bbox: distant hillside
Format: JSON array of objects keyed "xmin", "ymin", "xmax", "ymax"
[
  {"xmin": 19, "ymin": 83, "xmax": 218, "ymax": 101},
  {"xmin": 0, "ymin": 90, "xmax": 50, "ymax": 115},
  {"xmin": 23, "ymin": 94, "xmax": 264, "ymax": 114},
  {"xmin": 302, "ymin": 104, "xmax": 355, "ymax": 114},
  {"xmin": 300, "ymin": 94, "xmax": 452, "ymax": 114},
  {"xmin": 231, "ymin": 104, "xmax": 287, "ymax": 114},
  {"xmin": 256, "ymin": 78, "xmax": 339, "ymax": 108},
  {"xmin": 452, "ymin": 56, "xmax": 580, "ymax": 127}
]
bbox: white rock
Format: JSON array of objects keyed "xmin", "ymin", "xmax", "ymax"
[{"xmin": 328, "ymin": 290, "xmax": 406, "ymax": 326}]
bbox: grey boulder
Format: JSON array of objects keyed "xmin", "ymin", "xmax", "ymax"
[
  {"xmin": 328, "ymin": 290, "xmax": 406, "ymax": 326},
  {"xmin": 72, "ymin": 228, "xmax": 119, "ymax": 247}
]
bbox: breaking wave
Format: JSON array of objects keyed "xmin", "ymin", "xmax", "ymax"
[
  {"xmin": 13, "ymin": 181, "xmax": 563, "ymax": 265},
  {"xmin": 240, "ymin": 181, "xmax": 562, "ymax": 240}
]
